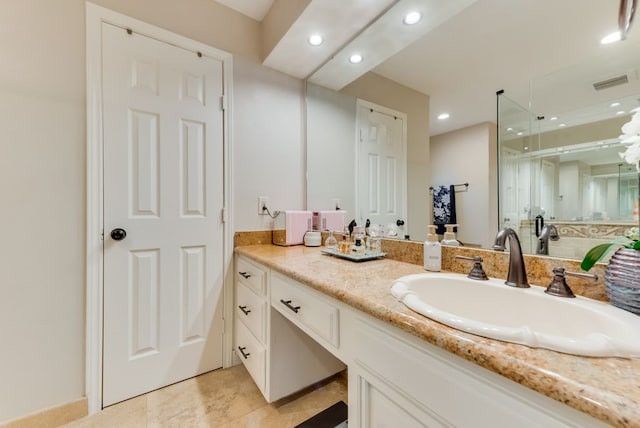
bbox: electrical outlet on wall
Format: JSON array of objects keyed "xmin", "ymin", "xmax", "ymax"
[{"xmin": 258, "ymin": 196, "xmax": 269, "ymax": 215}]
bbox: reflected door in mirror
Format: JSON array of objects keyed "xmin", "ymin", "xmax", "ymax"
[{"xmin": 356, "ymin": 101, "xmax": 407, "ymax": 234}]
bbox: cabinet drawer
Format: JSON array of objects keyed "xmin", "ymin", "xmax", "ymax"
[
  {"xmin": 235, "ymin": 317, "xmax": 265, "ymax": 392},
  {"xmin": 271, "ymin": 272, "xmax": 339, "ymax": 348},
  {"xmin": 236, "ymin": 281, "xmax": 267, "ymax": 343},
  {"xmin": 236, "ymin": 257, "xmax": 267, "ymax": 296}
]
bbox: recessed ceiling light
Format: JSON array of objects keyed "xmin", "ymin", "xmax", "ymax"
[
  {"xmin": 517, "ymin": 131, "xmax": 524, "ymax": 136},
  {"xmin": 549, "ymin": 116, "xmax": 558, "ymax": 121},
  {"xmin": 308, "ymin": 34, "xmax": 323, "ymax": 46},
  {"xmin": 616, "ymin": 110, "xmax": 626, "ymax": 115},
  {"xmin": 559, "ymin": 123, "xmax": 566, "ymax": 127},
  {"xmin": 403, "ymin": 11, "xmax": 422, "ymax": 25},
  {"xmin": 610, "ymin": 102, "xmax": 621, "ymax": 107},
  {"xmin": 349, "ymin": 54, "xmax": 363, "ymax": 64},
  {"xmin": 437, "ymin": 113, "xmax": 450, "ymax": 120},
  {"xmin": 601, "ymin": 31, "xmax": 622, "ymax": 44},
  {"xmin": 524, "ymin": 146, "xmax": 529, "ymax": 150},
  {"xmin": 506, "ymin": 127, "xmax": 514, "ymax": 131}
]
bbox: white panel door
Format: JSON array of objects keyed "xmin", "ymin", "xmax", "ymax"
[
  {"xmin": 102, "ymin": 23, "xmax": 224, "ymax": 406},
  {"xmin": 357, "ymin": 102, "xmax": 407, "ymax": 232}
]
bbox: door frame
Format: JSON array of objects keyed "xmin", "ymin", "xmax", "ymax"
[{"xmin": 85, "ymin": 3, "xmax": 234, "ymax": 414}]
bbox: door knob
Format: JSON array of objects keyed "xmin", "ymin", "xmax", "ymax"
[{"xmin": 110, "ymin": 228, "xmax": 127, "ymax": 241}]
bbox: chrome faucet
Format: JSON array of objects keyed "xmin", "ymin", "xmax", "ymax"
[
  {"xmin": 536, "ymin": 224, "xmax": 559, "ymax": 255},
  {"xmin": 492, "ymin": 228, "xmax": 529, "ymax": 288}
]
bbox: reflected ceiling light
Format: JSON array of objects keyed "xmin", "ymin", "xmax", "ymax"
[
  {"xmin": 601, "ymin": 31, "xmax": 622, "ymax": 44},
  {"xmin": 557, "ymin": 147, "xmax": 564, "ymax": 151},
  {"xmin": 349, "ymin": 54, "xmax": 363, "ymax": 64},
  {"xmin": 517, "ymin": 131, "xmax": 524, "ymax": 136},
  {"xmin": 559, "ymin": 123, "xmax": 566, "ymax": 127},
  {"xmin": 308, "ymin": 34, "xmax": 324, "ymax": 46},
  {"xmin": 524, "ymin": 146, "xmax": 529, "ymax": 150},
  {"xmin": 549, "ymin": 116, "xmax": 558, "ymax": 121},
  {"xmin": 610, "ymin": 102, "xmax": 621, "ymax": 107},
  {"xmin": 403, "ymin": 11, "xmax": 422, "ymax": 25},
  {"xmin": 603, "ymin": 145, "xmax": 610, "ymax": 148},
  {"xmin": 506, "ymin": 127, "xmax": 514, "ymax": 131},
  {"xmin": 437, "ymin": 113, "xmax": 450, "ymax": 120},
  {"xmin": 616, "ymin": 110, "xmax": 626, "ymax": 115}
]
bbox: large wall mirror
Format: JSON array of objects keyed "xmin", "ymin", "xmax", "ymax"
[{"xmin": 305, "ymin": 0, "xmax": 639, "ymax": 258}]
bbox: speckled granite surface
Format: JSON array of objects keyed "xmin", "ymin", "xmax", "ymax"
[{"xmin": 235, "ymin": 243, "xmax": 640, "ymax": 428}]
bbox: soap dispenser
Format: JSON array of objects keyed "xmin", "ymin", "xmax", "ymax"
[
  {"xmin": 442, "ymin": 224, "xmax": 460, "ymax": 246},
  {"xmin": 424, "ymin": 225, "xmax": 442, "ymax": 272}
]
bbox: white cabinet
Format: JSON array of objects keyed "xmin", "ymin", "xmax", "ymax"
[
  {"xmin": 348, "ymin": 317, "xmax": 608, "ymax": 428},
  {"xmin": 235, "ymin": 255, "xmax": 607, "ymax": 427},
  {"xmin": 271, "ymin": 271, "xmax": 340, "ymax": 352},
  {"xmin": 234, "ymin": 256, "xmax": 345, "ymax": 403}
]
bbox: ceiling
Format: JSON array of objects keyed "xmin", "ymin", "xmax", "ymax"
[
  {"xmin": 217, "ymin": 0, "xmax": 640, "ymax": 137},
  {"xmin": 214, "ymin": 0, "xmax": 274, "ymax": 21}
]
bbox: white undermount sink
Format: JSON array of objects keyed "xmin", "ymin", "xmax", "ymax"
[{"xmin": 391, "ymin": 273, "xmax": 640, "ymax": 358}]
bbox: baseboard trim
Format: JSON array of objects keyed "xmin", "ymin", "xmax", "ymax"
[{"xmin": 0, "ymin": 397, "xmax": 88, "ymax": 428}]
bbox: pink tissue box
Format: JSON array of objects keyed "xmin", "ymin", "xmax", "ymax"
[
  {"xmin": 312, "ymin": 210, "xmax": 346, "ymax": 232},
  {"xmin": 273, "ymin": 210, "xmax": 312, "ymax": 246}
]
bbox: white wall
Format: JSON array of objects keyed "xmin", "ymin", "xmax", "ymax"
[
  {"xmin": 430, "ymin": 123, "xmax": 498, "ymax": 248},
  {"xmin": 232, "ymin": 56, "xmax": 306, "ymax": 230},
  {"xmin": 306, "ymin": 83, "xmax": 356, "ymax": 216},
  {"xmin": 0, "ymin": 0, "xmax": 303, "ymax": 422}
]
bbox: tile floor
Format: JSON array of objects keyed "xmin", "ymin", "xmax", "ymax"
[{"xmin": 64, "ymin": 365, "xmax": 347, "ymax": 427}]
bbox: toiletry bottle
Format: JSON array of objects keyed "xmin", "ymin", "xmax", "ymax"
[
  {"xmin": 442, "ymin": 224, "xmax": 460, "ymax": 246},
  {"xmin": 424, "ymin": 225, "xmax": 442, "ymax": 271},
  {"xmin": 339, "ymin": 227, "xmax": 351, "ymax": 254}
]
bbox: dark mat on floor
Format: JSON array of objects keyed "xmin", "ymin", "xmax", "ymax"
[{"xmin": 295, "ymin": 400, "xmax": 348, "ymax": 428}]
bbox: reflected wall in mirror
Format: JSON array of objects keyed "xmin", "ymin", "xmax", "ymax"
[
  {"xmin": 306, "ymin": 73, "xmax": 429, "ymax": 241},
  {"xmin": 498, "ymin": 43, "xmax": 640, "ymax": 260}
]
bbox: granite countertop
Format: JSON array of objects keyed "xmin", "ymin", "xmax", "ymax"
[{"xmin": 235, "ymin": 244, "xmax": 640, "ymax": 428}]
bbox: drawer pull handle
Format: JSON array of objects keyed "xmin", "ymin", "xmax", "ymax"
[
  {"xmin": 280, "ymin": 299, "xmax": 300, "ymax": 313},
  {"xmin": 238, "ymin": 271, "xmax": 251, "ymax": 279},
  {"xmin": 238, "ymin": 305, "xmax": 251, "ymax": 315},
  {"xmin": 238, "ymin": 346, "xmax": 250, "ymax": 359}
]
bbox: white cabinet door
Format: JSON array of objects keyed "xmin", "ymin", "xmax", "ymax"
[{"xmin": 351, "ymin": 365, "xmax": 448, "ymax": 428}]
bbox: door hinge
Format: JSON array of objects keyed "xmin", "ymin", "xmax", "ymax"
[
  {"xmin": 221, "ymin": 207, "xmax": 227, "ymax": 223},
  {"xmin": 220, "ymin": 94, "xmax": 227, "ymax": 111},
  {"xmin": 101, "ymin": 229, "xmax": 104, "ymax": 241}
]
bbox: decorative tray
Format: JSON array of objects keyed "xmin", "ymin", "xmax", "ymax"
[{"xmin": 320, "ymin": 248, "xmax": 386, "ymax": 262}]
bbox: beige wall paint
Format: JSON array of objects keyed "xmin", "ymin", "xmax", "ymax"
[
  {"xmin": 261, "ymin": 0, "xmax": 311, "ymax": 61},
  {"xmin": 0, "ymin": 0, "xmax": 278, "ymax": 422},
  {"xmin": 342, "ymin": 72, "xmax": 430, "ymax": 241},
  {"xmin": 93, "ymin": 0, "xmax": 261, "ymax": 61},
  {"xmin": 430, "ymin": 122, "xmax": 498, "ymax": 248}
]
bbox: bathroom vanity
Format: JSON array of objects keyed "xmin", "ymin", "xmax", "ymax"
[{"xmin": 234, "ymin": 245, "xmax": 640, "ymax": 427}]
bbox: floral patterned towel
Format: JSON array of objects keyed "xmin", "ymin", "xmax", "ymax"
[{"xmin": 432, "ymin": 185, "xmax": 457, "ymax": 235}]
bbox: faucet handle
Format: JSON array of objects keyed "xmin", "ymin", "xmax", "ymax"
[
  {"xmin": 545, "ymin": 267, "xmax": 598, "ymax": 298},
  {"xmin": 456, "ymin": 256, "xmax": 489, "ymax": 281}
]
